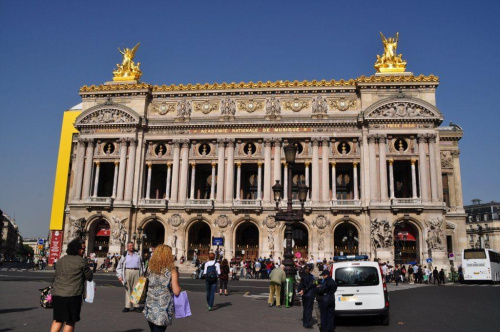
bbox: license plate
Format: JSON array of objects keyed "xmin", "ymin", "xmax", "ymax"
[
  {"xmin": 474, "ymin": 272, "xmax": 480, "ymax": 275},
  {"xmin": 340, "ymin": 296, "xmax": 358, "ymax": 302}
]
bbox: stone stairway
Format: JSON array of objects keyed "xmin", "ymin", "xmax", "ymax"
[{"xmin": 176, "ymin": 262, "xmax": 197, "ymax": 274}]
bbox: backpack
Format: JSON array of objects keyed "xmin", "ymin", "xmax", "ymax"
[{"xmin": 206, "ymin": 262, "xmax": 218, "ymax": 283}]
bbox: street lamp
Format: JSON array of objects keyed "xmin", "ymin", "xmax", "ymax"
[{"xmin": 271, "ymin": 142, "xmax": 309, "ymax": 308}]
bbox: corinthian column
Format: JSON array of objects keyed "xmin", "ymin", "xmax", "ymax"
[
  {"xmin": 165, "ymin": 163, "xmax": 172, "ymax": 200},
  {"xmin": 178, "ymin": 141, "xmax": 190, "ymax": 203},
  {"xmin": 116, "ymin": 139, "xmax": 128, "ymax": 201},
  {"xmin": 283, "ymin": 162, "xmax": 288, "ymax": 201},
  {"xmin": 169, "ymin": 141, "xmax": 181, "ymax": 203},
  {"xmin": 257, "ymin": 161, "xmax": 262, "ymax": 200},
  {"xmin": 388, "ymin": 159, "xmax": 395, "ymax": 199},
  {"xmin": 210, "ymin": 162, "xmax": 216, "ymax": 200},
  {"xmin": 112, "ymin": 161, "xmax": 119, "ymax": 198},
  {"xmin": 411, "ymin": 159, "xmax": 418, "ymax": 199},
  {"xmin": 353, "ymin": 161, "xmax": 359, "ymax": 201},
  {"xmin": 189, "ymin": 162, "xmax": 196, "ymax": 199},
  {"xmin": 82, "ymin": 140, "xmax": 95, "ymax": 199},
  {"xmin": 451, "ymin": 150, "xmax": 464, "ymax": 208},
  {"xmin": 321, "ymin": 138, "xmax": 330, "ymax": 202},
  {"xmin": 418, "ymin": 134, "xmax": 430, "ymax": 202},
  {"xmin": 263, "ymin": 139, "xmax": 272, "ymax": 202},
  {"xmin": 225, "ymin": 139, "xmax": 235, "ymax": 203},
  {"xmin": 145, "ymin": 163, "xmax": 152, "ymax": 199},
  {"xmin": 124, "ymin": 139, "xmax": 137, "ymax": 202},
  {"xmin": 92, "ymin": 161, "xmax": 101, "ymax": 197},
  {"xmin": 305, "ymin": 161, "xmax": 310, "ymax": 200},
  {"xmin": 216, "ymin": 139, "xmax": 225, "ymax": 203},
  {"xmin": 311, "ymin": 138, "xmax": 320, "ymax": 203},
  {"xmin": 273, "ymin": 139, "xmax": 282, "ymax": 184},
  {"xmin": 330, "ymin": 162, "xmax": 336, "ymax": 201},
  {"xmin": 368, "ymin": 135, "xmax": 378, "ymax": 202},
  {"xmin": 235, "ymin": 162, "xmax": 242, "ymax": 200},
  {"xmin": 428, "ymin": 134, "xmax": 439, "ymax": 202},
  {"xmin": 379, "ymin": 135, "xmax": 388, "ymax": 202},
  {"xmin": 73, "ymin": 139, "xmax": 86, "ymax": 201}
]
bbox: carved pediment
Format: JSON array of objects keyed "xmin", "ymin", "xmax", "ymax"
[
  {"xmin": 364, "ymin": 97, "xmax": 443, "ymax": 123},
  {"xmin": 75, "ymin": 101, "xmax": 141, "ymax": 127}
]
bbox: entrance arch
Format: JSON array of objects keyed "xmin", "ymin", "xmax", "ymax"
[
  {"xmin": 142, "ymin": 220, "xmax": 165, "ymax": 255},
  {"xmin": 283, "ymin": 223, "xmax": 309, "ymax": 259},
  {"xmin": 394, "ymin": 221, "xmax": 419, "ymax": 265},
  {"xmin": 235, "ymin": 221, "xmax": 260, "ymax": 260},
  {"xmin": 88, "ymin": 219, "xmax": 110, "ymax": 257},
  {"xmin": 187, "ymin": 221, "xmax": 211, "ymax": 261},
  {"xmin": 333, "ymin": 223, "xmax": 359, "ymax": 256}
]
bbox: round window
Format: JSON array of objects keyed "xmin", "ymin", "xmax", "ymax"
[
  {"xmin": 198, "ymin": 143, "xmax": 211, "ymax": 156},
  {"xmin": 103, "ymin": 143, "xmax": 115, "ymax": 155},
  {"xmin": 155, "ymin": 144, "xmax": 167, "ymax": 156},
  {"xmin": 337, "ymin": 141, "xmax": 351, "ymax": 155}
]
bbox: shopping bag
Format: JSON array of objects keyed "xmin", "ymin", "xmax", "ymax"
[
  {"xmin": 130, "ymin": 276, "xmax": 149, "ymax": 305},
  {"xmin": 85, "ymin": 281, "xmax": 95, "ymax": 303},
  {"xmin": 39, "ymin": 285, "xmax": 52, "ymax": 308},
  {"xmin": 174, "ymin": 291, "xmax": 192, "ymax": 318}
]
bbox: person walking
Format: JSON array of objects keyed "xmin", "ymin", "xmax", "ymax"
[
  {"xmin": 394, "ymin": 265, "xmax": 401, "ymax": 286},
  {"xmin": 219, "ymin": 259, "xmax": 230, "ymax": 296},
  {"xmin": 439, "ymin": 268, "xmax": 446, "ymax": 285},
  {"xmin": 316, "ymin": 270, "xmax": 338, "ymax": 332},
  {"xmin": 116, "ymin": 241, "xmax": 144, "ymax": 313},
  {"xmin": 408, "ymin": 265, "xmax": 414, "ymax": 284},
  {"xmin": 433, "ymin": 267, "xmax": 439, "ymax": 285},
  {"xmin": 143, "ymin": 245, "xmax": 181, "ymax": 332},
  {"xmin": 50, "ymin": 238, "xmax": 93, "ymax": 332},
  {"xmin": 298, "ymin": 266, "xmax": 315, "ymax": 328},
  {"xmin": 268, "ymin": 265, "xmax": 286, "ymax": 307},
  {"xmin": 203, "ymin": 252, "xmax": 220, "ymax": 311}
]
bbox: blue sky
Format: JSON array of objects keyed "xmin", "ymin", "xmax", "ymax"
[{"xmin": 1, "ymin": 1, "xmax": 498, "ymax": 238}]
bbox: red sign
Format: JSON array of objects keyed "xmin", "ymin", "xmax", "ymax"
[{"xmin": 48, "ymin": 230, "xmax": 64, "ymax": 265}]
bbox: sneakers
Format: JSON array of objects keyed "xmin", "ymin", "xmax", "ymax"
[
  {"xmin": 268, "ymin": 303, "xmax": 273, "ymax": 307},
  {"xmin": 208, "ymin": 306, "xmax": 212, "ymax": 311},
  {"xmin": 122, "ymin": 308, "xmax": 130, "ymax": 313}
]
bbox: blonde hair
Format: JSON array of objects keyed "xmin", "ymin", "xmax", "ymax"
[{"xmin": 148, "ymin": 245, "xmax": 175, "ymax": 275}]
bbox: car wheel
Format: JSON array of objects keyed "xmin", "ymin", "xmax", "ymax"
[{"xmin": 381, "ymin": 313, "xmax": 390, "ymax": 326}]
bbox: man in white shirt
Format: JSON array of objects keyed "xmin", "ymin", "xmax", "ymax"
[
  {"xmin": 116, "ymin": 241, "xmax": 143, "ymax": 313},
  {"xmin": 203, "ymin": 253, "xmax": 221, "ymax": 311}
]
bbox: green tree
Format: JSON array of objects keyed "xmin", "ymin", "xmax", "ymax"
[{"xmin": 23, "ymin": 244, "xmax": 34, "ymax": 258}]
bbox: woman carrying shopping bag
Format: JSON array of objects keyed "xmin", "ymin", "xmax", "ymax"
[{"xmin": 143, "ymin": 245, "xmax": 181, "ymax": 332}]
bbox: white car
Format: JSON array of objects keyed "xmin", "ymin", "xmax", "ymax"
[{"xmin": 331, "ymin": 257, "xmax": 390, "ymax": 325}]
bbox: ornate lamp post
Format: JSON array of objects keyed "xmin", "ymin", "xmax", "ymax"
[{"xmin": 272, "ymin": 143, "xmax": 309, "ymax": 307}]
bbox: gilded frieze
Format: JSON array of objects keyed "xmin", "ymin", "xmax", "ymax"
[
  {"xmin": 238, "ymin": 99, "xmax": 264, "ymax": 113},
  {"xmin": 150, "ymin": 102, "xmax": 175, "ymax": 115},
  {"xmin": 328, "ymin": 98, "xmax": 356, "ymax": 111},
  {"xmin": 194, "ymin": 100, "xmax": 219, "ymax": 114},
  {"xmin": 282, "ymin": 98, "xmax": 309, "ymax": 112}
]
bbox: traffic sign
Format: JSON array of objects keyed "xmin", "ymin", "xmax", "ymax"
[
  {"xmin": 38, "ymin": 245, "xmax": 44, "ymax": 250},
  {"xmin": 37, "ymin": 239, "xmax": 45, "ymax": 245},
  {"xmin": 426, "ymin": 258, "xmax": 433, "ymax": 263},
  {"xmin": 212, "ymin": 237, "xmax": 224, "ymax": 246}
]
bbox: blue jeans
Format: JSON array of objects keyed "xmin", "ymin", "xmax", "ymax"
[{"xmin": 206, "ymin": 281, "xmax": 217, "ymax": 307}]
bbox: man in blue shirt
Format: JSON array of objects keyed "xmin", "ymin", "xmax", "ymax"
[{"xmin": 116, "ymin": 241, "xmax": 143, "ymax": 312}]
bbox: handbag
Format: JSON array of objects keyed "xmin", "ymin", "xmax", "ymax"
[
  {"xmin": 130, "ymin": 276, "xmax": 149, "ymax": 305},
  {"xmin": 85, "ymin": 280, "xmax": 96, "ymax": 303},
  {"xmin": 39, "ymin": 285, "xmax": 53, "ymax": 309},
  {"xmin": 174, "ymin": 291, "xmax": 192, "ymax": 318}
]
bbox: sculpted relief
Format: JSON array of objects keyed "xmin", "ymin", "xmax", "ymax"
[
  {"xmin": 368, "ymin": 102, "xmax": 434, "ymax": 119},
  {"xmin": 80, "ymin": 109, "xmax": 136, "ymax": 124},
  {"xmin": 425, "ymin": 218, "xmax": 445, "ymax": 250},
  {"xmin": 370, "ymin": 218, "xmax": 393, "ymax": 250},
  {"xmin": 111, "ymin": 216, "xmax": 128, "ymax": 245}
]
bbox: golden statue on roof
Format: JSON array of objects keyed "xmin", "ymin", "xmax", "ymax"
[
  {"xmin": 113, "ymin": 42, "xmax": 142, "ymax": 82},
  {"xmin": 374, "ymin": 32, "xmax": 407, "ymax": 73}
]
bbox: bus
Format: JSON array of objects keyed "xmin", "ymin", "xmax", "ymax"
[{"xmin": 462, "ymin": 249, "xmax": 500, "ymax": 283}]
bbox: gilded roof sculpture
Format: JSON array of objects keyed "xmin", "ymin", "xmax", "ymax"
[
  {"xmin": 374, "ymin": 32, "xmax": 407, "ymax": 73},
  {"xmin": 112, "ymin": 42, "xmax": 142, "ymax": 82}
]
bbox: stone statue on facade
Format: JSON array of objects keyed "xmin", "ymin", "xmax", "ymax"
[
  {"xmin": 425, "ymin": 217, "xmax": 445, "ymax": 250},
  {"xmin": 265, "ymin": 97, "xmax": 281, "ymax": 119},
  {"xmin": 68, "ymin": 216, "xmax": 85, "ymax": 240},
  {"xmin": 370, "ymin": 218, "xmax": 392, "ymax": 250},
  {"xmin": 111, "ymin": 216, "xmax": 127, "ymax": 245},
  {"xmin": 176, "ymin": 99, "xmax": 192, "ymax": 119},
  {"xmin": 318, "ymin": 230, "xmax": 325, "ymax": 251},
  {"xmin": 220, "ymin": 97, "xmax": 236, "ymax": 116},
  {"xmin": 113, "ymin": 42, "xmax": 142, "ymax": 81},
  {"xmin": 268, "ymin": 231, "xmax": 275, "ymax": 251},
  {"xmin": 312, "ymin": 96, "xmax": 328, "ymax": 114}
]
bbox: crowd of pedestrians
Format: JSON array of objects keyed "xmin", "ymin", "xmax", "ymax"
[{"xmin": 379, "ymin": 261, "xmax": 449, "ymax": 285}]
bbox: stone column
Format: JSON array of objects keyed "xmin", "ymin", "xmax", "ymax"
[
  {"xmin": 451, "ymin": 150, "xmax": 464, "ymax": 208},
  {"xmin": 235, "ymin": 162, "xmax": 242, "ymax": 200},
  {"xmin": 263, "ymin": 139, "xmax": 272, "ymax": 202},
  {"xmin": 225, "ymin": 139, "xmax": 235, "ymax": 203},
  {"xmin": 210, "ymin": 162, "xmax": 216, "ymax": 200},
  {"xmin": 331, "ymin": 162, "xmax": 336, "ymax": 201},
  {"xmin": 82, "ymin": 140, "xmax": 95, "ymax": 199},
  {"xmin": 428, "ymin": 134, "xmax": 439, "ymax": 202},
  {"xmin": 178, "ymin": 141, "xmax": 190, "ymax": 203},
  {"xmin": 92, "ymin": 161, "xmax": 100, "ymax": 197},
  {"xmin": 165, "ymin": 163, "xmax": 172, "ymax": 200},
  {"xmin": 283, "ymin": 162, "xmax": 288, "ymax": 201},
  {"xmin": 124, "ymin": 139, "xmax": 137, "ymax": 202},
  {"xmin": 273, "ymin": 139, "xmax": 282, "ymax": 184},
  {"xmin": 112, "ymin": 161, "xmax": 119, "ymax": 198},
  {"xmin": 73, "ymin": 139, "xmax": 86, "ymax": 201},
  {"xmin": 368, "ymin": 135, "xmax": 378, "ymax": 202},
  {"xmin": 411, "ymin": 159, "xmax": 418, "ymax": 199},
  {"xmin": 216, "ymin": 139, "xmax": 225, "ymax": 203},
  {"xmin": 170, "ymin": 141, "xmax": 181, "ymax": 203},
  {"xmin": 305, "ymin": 161, "xmax": 310, "ymax": 200},
  {"xmin": 353, "ymin": 161, "xmax": 359, "ymax": 200},
  {"xmin": 418, "ymin": 134, "xmax": 430, "ymax": 202},
  {"xmin": 145, "ymin": 162, "xmax": 152, "ymax": 199},
  {"xmin": 257, "ymin": 161, "xmax": 262, "ymax": 200},
  {"xmin": 388, "ymin": 159, "xmax": 395, "ymax": 199},
  {"xmin": 311, "ymin": 138, "xmax": 320, "ymax": 203},
  {"xmin": 378, "ymin": 135, "xmax": 388, "ymax": 202},
  {"xmin": 189, "ymin": 162, "xmax": 196, "ymax": 199},
  {"xmin": 321, "ymin": 138, "xmax": 330, "ymax": 202},
  {"xmin": 116, "ymin": 139, "xmax": 128, "ymax": 201}
]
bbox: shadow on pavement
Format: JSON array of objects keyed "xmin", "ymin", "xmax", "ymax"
[
  {"xmin": 0, "ymin": 307, "xmax": 38, "ymax": 314},
  {"xmin": 213, "ymin": 302, "xmax": 232, "ymax": 310},
  {"xmin": 336, "ymin": 316, "xmax": 383, "ymax": 326}
]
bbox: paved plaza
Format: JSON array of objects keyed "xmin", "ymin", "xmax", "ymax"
[{"xmin": 1, "ymin": 267, "xmax": 499, "ymax": 332}]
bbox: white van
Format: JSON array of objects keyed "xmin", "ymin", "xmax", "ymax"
[{"xmin": 331, "ymin": 257, "xmax": 390, "ymax": 325}]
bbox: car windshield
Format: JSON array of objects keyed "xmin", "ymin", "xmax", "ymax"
[{"xmin": 335, "ymin": 267, "xmax": 379, "ymax": 287}]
